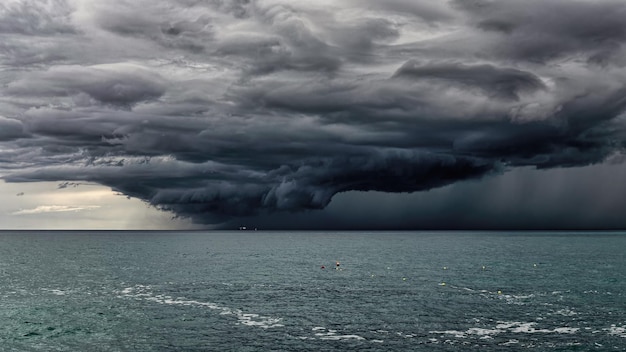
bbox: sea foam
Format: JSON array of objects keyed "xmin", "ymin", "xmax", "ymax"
[
  {"xmin": 430, "ymin": 321, "xmax": 579, "ymax": 339},
  {"xmin": 117, "ymin": 285, "xmax": 284, "ymax": 329}
]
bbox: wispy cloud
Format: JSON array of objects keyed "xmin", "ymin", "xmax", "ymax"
[{"xmin": 13, "ymin": 205, "xmax": 101, "ymax": 215}]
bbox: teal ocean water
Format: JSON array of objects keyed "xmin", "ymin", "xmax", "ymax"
[{"xmin": 0, "ymin": 231, "xmax": 624, "ymax": 351}]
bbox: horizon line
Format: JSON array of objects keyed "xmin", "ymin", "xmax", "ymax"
[{"xmin": 1, "ymin": 229, "xmax": 626, "ymax": 232}]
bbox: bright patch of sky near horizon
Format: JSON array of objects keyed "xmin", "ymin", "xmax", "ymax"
[{"xmin": 0, "ymin": 180, "xmax": 199, "ymax": 230}]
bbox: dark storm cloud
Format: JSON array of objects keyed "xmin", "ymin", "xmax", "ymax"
[
  {"xmin": 2, "ymin": 0, "xmax": 626, "ymax": 228},
  {"xmin": 0, "ymin": 116, "xmax": 27, "ymax": 141},
  {"xmin": 7, "ymin": 64, "xmax": 167, "ymax": 107},
  {"xmin": 350, "ymin": 0, "xmax": 456, "ymax": 23},
  {"xmin": 92, "ymin": 1, "xmax": 214, "ymax": 53},
  {"xmin": 453, "ymin": 0, "xmax": 626, "ymax": 63},
  {"xmin": 393, "ymin": 61, "xmax": 546, "ymax": 100}
]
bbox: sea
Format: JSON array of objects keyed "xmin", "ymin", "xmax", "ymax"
[{"xmin": 0, "ymin": 231, "xmax": 624, "ymax": 351}]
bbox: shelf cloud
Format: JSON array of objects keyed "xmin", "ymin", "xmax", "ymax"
[{"xmin": 1, "ymin": 0, "xmax": 626, "ymax": 226}]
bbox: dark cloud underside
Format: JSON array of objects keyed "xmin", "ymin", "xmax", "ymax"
[{"xmin": 2, "ymin": 0, "xmax": 626, "ymax": 228}]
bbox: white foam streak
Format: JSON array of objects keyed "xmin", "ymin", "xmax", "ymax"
[
  {"xmin": 308, "ymin": 326, "xmax": 368, "ymax": 342},
  {"xmin": 117, "ymin": 285, "xmax": 284, "ymax": 329},
  {"xmin": 431, "ymin": 321, "xmax": 579, "ymax": 339},
  {"xmin": 606, "ymin": 325, "xmax": 626, "ymax": 338},
  {"xmin": 497, "ymin": 321, "xmax": 579, "ymax": 334},
  {"xmin": 41, "ymin": 288, "xmax": 68, "ymax": 296},
  {"xmin": 552, "ymin": 309, "xmax": 577, "ymax": 316},
  {"xmin": 500, "ymin": 339, "xmax": 519, "ymax": 346},
  {"xmin": 319, "ymin": 334, "xmax": 366, "ymax": 341}
]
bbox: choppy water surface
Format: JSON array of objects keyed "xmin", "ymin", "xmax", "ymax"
[{"xmin": 0, "ymin": 231, "xmax": 624, "ymax": 351}]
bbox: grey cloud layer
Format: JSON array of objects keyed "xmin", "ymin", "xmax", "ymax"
[
  {"xmin": 8, "ymin": 64, "xmax": 167, "ymax": 106},
  {"xmin": 2, "ymin": 0, "xmax": 626, "ymax": 225},
  {"xmin": 393, "ymin": 61, "xmax": 546, "ymax": 100}
]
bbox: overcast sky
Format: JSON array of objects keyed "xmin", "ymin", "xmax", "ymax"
[{"xmin": 2, "ymin": 0, "xmax": 626, "ymax": 230}]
